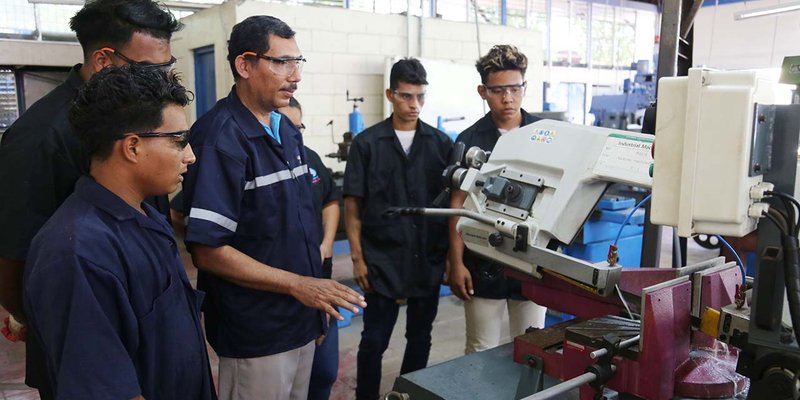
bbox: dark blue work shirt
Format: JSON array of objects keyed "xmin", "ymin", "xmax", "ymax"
[
  {"xmin": 183, "ymin": 88, "xmax": 323, "ymax": 358},
  {"xmin": 23, "ymin": 176, "xmax": 215, "ymax": 400},
  {"xmin": 455, "ymin": 110, "xmax": 541, "ymax": 300}
]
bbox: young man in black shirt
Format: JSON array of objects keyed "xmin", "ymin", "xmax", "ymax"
[
  {"xmin": 448, "ymin": 45, "xmax": 546, "ymax": 354},
  {"xmin": 344, "ymin": 58, "xmax": 452, "ymax": 400}
]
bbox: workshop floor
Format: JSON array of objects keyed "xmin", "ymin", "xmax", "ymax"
[{"xmin": 0, "ymin": 227, "xmax": 717, "ymax": 399}]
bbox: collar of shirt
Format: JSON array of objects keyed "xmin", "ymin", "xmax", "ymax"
[
  {"xmin": 73, "ymin": 176, "xmax": 170, "ymax": 234},
  {"xmin": 258, "ymin": 112, "xmax": 283, "ymax": 144},
  {"xmin": 225, "ymin": 88, "xmax": 300, "ymax": 142},
  {"xmin": 66, "ymin": 64, "xmax": 84, "ymax": 91},
  {"xmin": 374, "ymin": 115, "xmax": 434, "ymax": 139},
  {"xmin": 476, "ymin": 108, "xmax": 540, "ymax": 136}
]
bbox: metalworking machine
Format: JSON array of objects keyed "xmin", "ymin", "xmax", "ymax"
[{"xmin": 388, "ymin": 65, "xmax": 800, "ymax": 399}]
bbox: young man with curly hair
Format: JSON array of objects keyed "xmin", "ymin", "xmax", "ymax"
[{"xmin": 24, "ymin": 65, "xmax": 214, "ymax": 400}]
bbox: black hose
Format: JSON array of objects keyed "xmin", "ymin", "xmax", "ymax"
[
  {"xmin": 767, "ymin": 191, "xmax": 800, "ymax": 235},
  {"xmin": 766, "ymin": 209, "xmax": 789, "ymax": 236},
  {"xmin": 781, "ymin": 234, "xmax": 800, "ymax": 346}
]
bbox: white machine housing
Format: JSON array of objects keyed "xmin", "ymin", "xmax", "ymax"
[
  {"xmin": 457, "ymin": 121, "xmax": 653, "ymax": 293},
  {"xmin": 455, "ymin": 68, "xmax": 776, "ymax": 290},
  {"xmin": 651, "ymin": 68, "xmax": 776, "ymax": 237}
]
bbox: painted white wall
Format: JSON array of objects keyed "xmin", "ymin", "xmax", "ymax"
[
  {"xmin": 171, "ymin": 0, "xmax": 543, "ymax": 171},
  {"xmin": 694, "ymin": 0, "xmax": 800, "ymax": 70}
]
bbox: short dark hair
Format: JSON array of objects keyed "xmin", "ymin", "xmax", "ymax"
[
  {"xmin": 69, "ymin": 66, "xmax": 191, "ymax": 160},
  {"xmin": 287, "ymin": 97, "xmax": 302, "ymax": 113},
  {"xmin": 227, "ymin": 16, "xmax": 296, "ymax": 80},
  {"xmin": 390, "ymin": 58, "xmax": 428, "ymax": 90},
  {"xmin": 475, "ymin": 45, "xmax": 528, "ymax": 84},
  {"xmin": 70, "ymin": 0, "xmax": 182, "ymax": 57}
]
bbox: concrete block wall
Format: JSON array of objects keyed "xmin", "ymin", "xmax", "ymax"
[{"xmin": 172, "ymin": 0, "xmax": 543, "ymax": 171}]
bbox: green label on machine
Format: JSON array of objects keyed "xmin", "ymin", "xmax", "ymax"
[{"xmin": 609, "ymin": 133, "xmax": 654, "ymax": 143}]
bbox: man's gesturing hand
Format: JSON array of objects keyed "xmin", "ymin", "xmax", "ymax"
[{"xmin": 290, "ymin": 276, "xmax": 367, "ymax": 320}]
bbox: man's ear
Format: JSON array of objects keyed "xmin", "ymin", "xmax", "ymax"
[
  {"xmin": 119, "ymin": 135, "xmax": 140, "ymax": 163},
  {"xmin": 88, "ymin": 48, "xmax": 114, "ymax": 74},
  {"xmin": 235, "ymin": 55, "xmax": 252, "ymax": 80},
  {"xmin": 477, "ymin": 84, "xmax": 487, "ymax": 100},
  {"xmin": 385, "ymin": 88, "xmax": 394, "ymax": 102}
]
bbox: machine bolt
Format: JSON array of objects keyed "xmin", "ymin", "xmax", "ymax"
[
  {"xmin": 488, "ymin": 232, "xmax": 504, "ymax": 247},
  {"xmin": 758, "ymin": 114, "xmax": 766, "ymax": 123}
]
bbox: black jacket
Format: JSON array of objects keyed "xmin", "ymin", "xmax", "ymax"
[{"xmin": 343, "ymin": 116, "xmax": 453, "ymax": 298}]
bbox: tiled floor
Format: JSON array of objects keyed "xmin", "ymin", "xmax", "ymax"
[{"xmin": 0, "ymin": 227, "xmax": 717, "ymax": 399}]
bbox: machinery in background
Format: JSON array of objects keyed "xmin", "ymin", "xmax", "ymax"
[
  {"xmin": 388, "ymin": 65, "xmax": 800, "ymax": 399},
  {"xmin": 326, "ymin": 90, "xmax": 365, "ymax": 163},
  {"xmin": 436, "ymin": 115, "xmax": 465, "ymax": 142},
  {"xmin": 565, "ymin": 196, "xmax": 644, "ymax": 267},
  {"xmin": 589, "ymin": 60, "xmax": 656, "ymax": 131}
]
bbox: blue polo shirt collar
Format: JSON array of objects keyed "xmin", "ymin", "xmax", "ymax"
[
  {"xmin": 226, "ymin": 88, "xmax": 298, "ymax": 143},
  {"xmin": 259, "ymin": 112, "xmax": 282, "ymax": 144}
]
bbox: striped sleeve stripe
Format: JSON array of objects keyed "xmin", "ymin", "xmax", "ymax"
[
  {"xmin": 189, "ymin": 208, "xmax": 238, "ymax": 232},
  {"xmin": 244, "ymin": 164, "xmax": 309, "ymax": 191}
]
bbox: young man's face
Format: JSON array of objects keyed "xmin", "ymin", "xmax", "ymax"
[
  {"xmin": 243, "ymin": 34, "xmax": 302, "ymax": 111},
  {"xmin": 386, "ymin": 82, "xmax": 426, "ymax": 126},
  {"xmin": 478, "ymin": 70, "xmax": 526, "ymax": 125},
  {"xmin": 136, "ymin": 103, "xmax": 196, "ymax": 196}
]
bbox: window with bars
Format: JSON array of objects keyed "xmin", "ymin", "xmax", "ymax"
[
  {"xmin": 0, "ymin": 0, "xmax": 37, "ymax": 39},
  {"xmin": 506, "ymin": 0, "xmax": 527, "ymax": 28},
  {"xmin": 590, "ymin": 3, "xmax": 615, "ymax": 68},
  {"xmin": 0, "ymin": 69, "xmax": 19, "ymax": 133},
  {"xmin": 614, "ymin": 7, "xmax": 636, "ymax": 68},
  {"xmin": 468, "ymin": 0, "xmax": 502, "ymax": 24}
]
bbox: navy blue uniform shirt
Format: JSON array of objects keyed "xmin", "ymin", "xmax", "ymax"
[
  {"xmin": 455, "ymin": 110, "xmax": 541, "ymax": 299},
  {"xmin": 343, "ymin": 117, "xmax": 452, "ymax": 299},
  {"xmin": 23, "ymin": 176, "xmax": 215, "ymax": 400},
  {"xmin": 0, "ymin": 64, "xmax": 172, "ymax": 397},
  {"xmin": 183, "ymin": 88, "xmax": 323, "ymax": 358}
]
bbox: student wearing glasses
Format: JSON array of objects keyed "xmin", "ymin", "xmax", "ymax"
[
  {"xmin": 448, "ymin": 45, "xmax": 546, "ymax": 354},
  {"xmin": 343, "ymin": 58, "xmax": 453, "ymax": 400},
  {"xmin": 279, "ymin": 97, "xmax": 342, "ymax": 400},
  {"xmin": 182, "ymin": 16, "xmax": 365, "ymax": 400},
  {"xmin": 0, "ymin": 0, "xmax": 181, "ymax": 397},
  {"xmin": 23, "ymin": 65, "xmax": 214, "ymax": 400}
]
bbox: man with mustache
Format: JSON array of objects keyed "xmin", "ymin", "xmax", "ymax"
[
  {"xmin": 182, "ymin": 16, "xmax": 366, "ymax": 400},
  {"xmin": 343, "ymin": 58, "xmax": 452, "ymax": 400}
]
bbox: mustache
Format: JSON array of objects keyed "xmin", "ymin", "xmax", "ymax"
[{"xmin": 281, "ymin": 83, "xmax": 298, "ymax": 91}]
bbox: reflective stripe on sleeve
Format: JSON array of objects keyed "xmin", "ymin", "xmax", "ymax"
[{"xmin": 189, "ymin": 208, "xmax": 238, "ymax": 232}]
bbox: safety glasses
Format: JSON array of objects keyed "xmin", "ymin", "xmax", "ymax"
[
  {"xmin": 134, "ymin": 130, "xmax": 190, "ymax": 149},
  {"xmin": 482, "ymin": 82, "xmax": 527, "ymax": 97},
  {"xmin": 100, "ymin": 47, "xmax": 177, "ymax": 72},
  {"xmin": 241, "ymin": 51, "xmax": 306, "ymax": 76}
]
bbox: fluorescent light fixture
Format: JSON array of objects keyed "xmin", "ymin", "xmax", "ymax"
[{"xmin": 734, "ymin": 0, "xmax": 800, "ymax": 20}]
